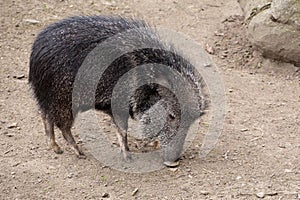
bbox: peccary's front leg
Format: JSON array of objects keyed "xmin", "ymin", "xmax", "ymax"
[
  {"xmin": 112, "ymin": 117, "xmax": 131, "ymax": 161},
  {"xmin": 115, "ymin": 127, "xmax": 131, "ymax": 161}
]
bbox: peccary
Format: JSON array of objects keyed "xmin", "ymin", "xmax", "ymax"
[{"xmin": 29, "ymin": 15, "xmax": 205, "ymax": 166}]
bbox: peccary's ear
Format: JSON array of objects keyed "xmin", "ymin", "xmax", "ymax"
[
  {"xmin": 156, "ymin": 73, "xmax": 170, "ymax": 89},
  {"xmin": 157, "ymin": 86, "xmax": 166, "ymax": 96}
]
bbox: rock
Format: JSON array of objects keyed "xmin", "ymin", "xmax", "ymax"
[
  {"xmin": 200, "ymin": 190, "xmax": 210, "ymax": 195},
  {"xmin": 214, "ymin": 31, "xmax": 224, "ymax": 36},
  {"xmin": 238, "ymin": 0, "xmax": 271, "ymax": 19},
  {"xmin": 12, "ymin": 74, "xmax": 25, "ymax": 79},
  {"xmin": 131, "ymin": 188, "xmax": 139, "ymax": 196},
  {"xmin": 12, "ymin": 162, "xmax": 21, "ymax": 167},
  {"xmin": 67, "ymin": 173, "xmax": 73, "ymax": 179},
  {"xmin": 36, "ymin": 179, "xmax": 42, "ymax": 184},
  {"xmin": 4, "ymin": 149, "xmax": 13, "ymax": 154},
  {"xmin": 101, "ymin": 192, "xmax": 109, "ymax": 198},
  {"xmin": 239, "ymin": 0, "xmax": 300, "ymax": 67},
  {"xmin": 284, "ymin": 169, "xmax": 292, "ymax": 173},
  {"xmin": 168, "ymin": 167, "xmax": 178, "ymax": 172},
  {"xmin": 240, "ymin": 128, "xmax": 249, "ymax": 132},
  {"xmin": 248, "ymin": 7, "xmax": 300, "ymax": 66},
  {"xmin": 271, "ymin": 0, "xmax": 300, "ymax": 30},
  {"xmin": 24, "ymin": 19, "xmax": 40, "ymax": 25},
  {"xmin": 6, "ymin": 133, "xmax": 14, "ymax": 137},
  {"xmin": 7, "ymin": 122, "xmax": 18, "ymax": 129},
  {"xmin": 205, "ymin": 43, "xmax": 215, "ymax": 55},
  {"xmin": 256, "ymin": 192, "xmax": 265, "ymax": 198}
]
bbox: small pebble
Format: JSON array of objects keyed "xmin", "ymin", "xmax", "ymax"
[
  {"xmin": 7, "ymin": 123, "xmax": 18, "ymax": 129},
  {"xmin": 256, "ymin": 192, "xmax": 265, "ymax": 198},
  {"xmin": 214, "ymin": 31, "xmax": 224, "ymax": 36},
  {"xmin": 4, "ymin": 149, "xmax": 13, "ymax": 154},
  {"xmin": 240, "ymin": 128, "xmax": 249, "ymax": 132},
  {"xmin": 131, "ymin": 188, "xmax": 139, "ymax": 196},
  {"xmin": 12, "ymin": 162, "xmax": 21, "ymax": 167},
  {"xmin": 101, "ymin": 193, "xmax": 109, "ymax": 198},
  {"xmin": 25, "ymin": 19, "xmax": 40, "ymax": 24},
  {"xmin": 204, "ymin": 63, "xmax": 212, "ymax": 67},
  {"xmin": 47, "ymin": 165, "xmax": 56, "ymax": 170},
  {"xmin": 284, "ymin": 169, "xmax": 292, "ymax": 173},
  {"xmin": 205, "ymin": 43, "xmax": 215, "ymax": 54},
  {"xmin": 278, "ymin": 144, "xmax": 286, "ymax": 148},
  {"xmin": 6, "ymin": 133, "xmax": 14, "ymax": 137},
  {"xmin": 200, "ymin": 191, "xmax": 209, "ymax": 195},
  {"xmin": 168, "ymin": 168, "xmax": 178, "ymax": 172},
  {"xmin": 67, "ymin": 173, "xmax": 73, "ymax": 178},
  {"xmin": 12, "ymin": 74, "xmax": 25, "ymax": 79}
]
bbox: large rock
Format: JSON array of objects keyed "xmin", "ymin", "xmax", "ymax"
[
  {"xmin": 271, "ymin": 0, "xmax": 300, "ymax": 30},
  {"xmin": 238, "ymin": 0, "xmax": 271, "ymax": 19},
  {"xmin": 239, "ymin": 0, "xmax": 300, "ymax": 67}
]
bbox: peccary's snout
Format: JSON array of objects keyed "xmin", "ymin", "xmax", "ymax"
[
  {"xmin": 161, "ymin": 119, "xmax": 187, "ymax": 167},
  {"xmin": 162, "ymin": 138, "xmax": 184, "ymax": 167}
]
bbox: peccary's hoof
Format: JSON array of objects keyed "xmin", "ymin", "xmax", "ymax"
[
  {"xmin": 53, "ymin": 146, "xmax": 63, "ymax": 154},
  {"xmin": 73, "ymin": 146, "xmax": 86, "ymax": 159},
  {"xmin": 163, "ymin": 161, "xmax": 180, "ymax": 167}
]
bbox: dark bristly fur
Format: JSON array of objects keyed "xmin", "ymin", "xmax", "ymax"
[{"xmin": 29, "ymin": 15, "xmax": 205, "ymax": 164}]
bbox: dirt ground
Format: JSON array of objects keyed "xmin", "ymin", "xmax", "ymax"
[{"xmin": 0, "ymin": 0, "xmax": 299, "ymax": 199}]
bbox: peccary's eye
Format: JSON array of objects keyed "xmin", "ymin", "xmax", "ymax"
[{"xmin": 169, "ymin": 114, "xmax": 175, "ymax": 120}]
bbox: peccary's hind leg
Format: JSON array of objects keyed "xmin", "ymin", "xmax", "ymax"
[
  {"xmin": 60, "ymin": 127, "xmax": 86, "ymax": 159},
  {"xmin": 41, "ymin": 114, "xmax": 63, "ymax": 154},
  {"xmin": 111, "ymin": 120, "xmax": 131, "ymax": 161}
]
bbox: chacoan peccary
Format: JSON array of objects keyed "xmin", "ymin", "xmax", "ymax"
[{"xmin": 29, "ymin": 15, "xmax": 206, "ymax": 166}]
